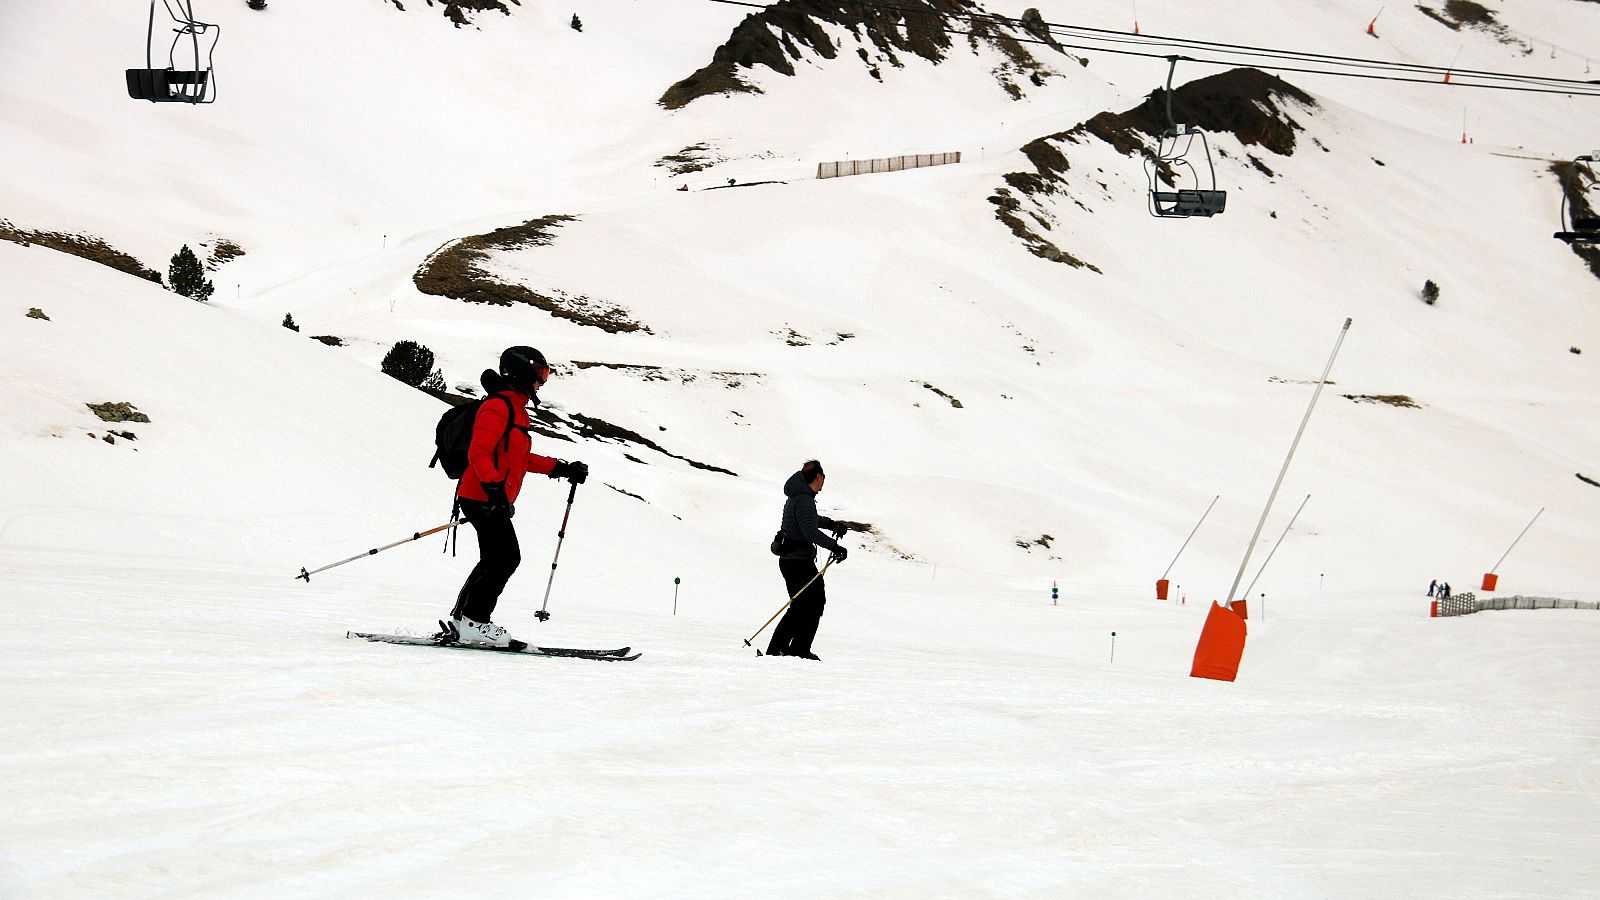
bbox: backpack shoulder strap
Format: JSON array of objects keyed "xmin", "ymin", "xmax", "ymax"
[{"xmin": 493, "ymin": 394, "xmax": 521, "ymax": 467}]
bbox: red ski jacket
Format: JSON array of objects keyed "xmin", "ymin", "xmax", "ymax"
[{"xmin": 457, "ymin": 388, "xmax": 558, "ymax": 503}]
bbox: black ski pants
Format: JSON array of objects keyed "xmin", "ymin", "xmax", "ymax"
[
  {"xmin": 452, "ymin": 499, "xmax": 521, "ymax": 623},
  {"xmin": 768, "ymin": 557, "xmax": 827, "ymax": 656}
]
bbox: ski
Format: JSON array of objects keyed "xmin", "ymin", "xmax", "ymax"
[{"xmin": 346, "ymin": 631, "xmax": 640, "ymax": 661}]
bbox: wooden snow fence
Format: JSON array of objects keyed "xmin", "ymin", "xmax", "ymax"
[
  {"xmin": 817, "ymin": 152, "xmax": 962, "ymax": 180},
  {"xmin": 1433, "ymin": 593, "xmax": 1599, "ymax": 617}
]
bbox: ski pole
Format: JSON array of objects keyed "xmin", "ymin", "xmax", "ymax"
[
  {"xmin": 297, "ymin": 521, "xmax": 457, "ymax": 582},
  {"xmin": 743, "ymin": 553, "xmax": 837, "ymax": 647},
  {"xmin": 536, "ymin": 480, "xmax": 579, "ymax": 622}
]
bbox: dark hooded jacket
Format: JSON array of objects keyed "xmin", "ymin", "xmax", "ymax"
[{"xmin": 780, "ymin": 470, "xmax": 844, "ymax": 561}]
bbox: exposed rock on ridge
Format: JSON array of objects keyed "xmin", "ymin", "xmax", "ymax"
[{"xmin": 661, "ymin": 1, "xmax": 1072, "ymax": 109}]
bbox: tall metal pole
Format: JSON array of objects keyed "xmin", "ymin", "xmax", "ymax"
[
  {"xmin": 1489, "ymin": 507, "xmax": 1544, "ymax": 574},
  {"xmin": 1227, "ymin": 319, "xmax": 1351, "ymax": 606},
  {"xmin": 1242, "ymin": 494, "xmax": 1311, "ymax": 600},
  {"xmin": 1161, "ymin": 494, "xmax": 1220, "ymax": 581}
]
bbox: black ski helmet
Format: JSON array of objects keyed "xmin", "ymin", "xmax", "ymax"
[{"xmin": 500, "ymin": 345, "xmax": 549, "ymax": 391}]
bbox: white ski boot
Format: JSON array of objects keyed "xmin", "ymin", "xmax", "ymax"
[{"xmin": 450, "ymin": 615, "xmax": 515, "ymax": 649}]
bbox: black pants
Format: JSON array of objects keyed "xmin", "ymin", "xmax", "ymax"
[
  {"xmin": 451, "ymin": 499, "xmax": 521, "ymax": 622},
  {"xmin": 768, "ymin": 557, "xmax": 827, "ymax": 656}
]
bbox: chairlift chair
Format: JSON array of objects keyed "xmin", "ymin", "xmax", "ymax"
[
  {"xmin": 126, "ymin": 0, "xmax": 219, "ymax": 103},
  {"xmin": 1145, "ymin": 57, "xmax": 1227, "ymax": 219},
  {"xmin": 1554, "ymin": 153, "xmax": 1600, "ymax": 244}
]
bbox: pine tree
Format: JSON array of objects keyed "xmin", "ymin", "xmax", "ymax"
[
  {"xmin": 282, "ymin": 313, "xmax": 300, "ymax": 332},
  {"xmin": 168, "ymin": 245, "xmax": 215, "ymax": 302},
  {"xmin": 1421, "ymin": 279, "xmax": 1440, "ymax": 306},
  {"xmin": 571, "ymin": 13, "xmax": 582, "ymax": 31},
  {"xmin": 381, "ymin": 340, "xmax": 436, "ymax": 388}
]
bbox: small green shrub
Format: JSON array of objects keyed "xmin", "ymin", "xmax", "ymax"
[
  {"xmin": 282, "ymin": 313, "xmax": 300, "ymax": 332},
  {"xmin": 1421, "ymin": 279, "xmax": 1440, "ymax": 305},
  {"xmin": 382, "ymin": 340, "xmax": 437, "ymax": 388}
]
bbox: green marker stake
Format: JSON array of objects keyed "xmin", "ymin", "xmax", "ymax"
[
  {"xmin": 1110, "ymin": 631, "xmax": 1117, "ymax": 663},
  {"xmin": 673, "ymin": 577, "xmax": 681, "ymax": 615}
]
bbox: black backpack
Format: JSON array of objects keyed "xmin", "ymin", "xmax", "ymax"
[{"xmin": 430, "ymin": 395, "xmax": 517, "ymax": 479}]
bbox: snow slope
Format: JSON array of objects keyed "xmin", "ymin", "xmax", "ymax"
[{"xmin": 2, "ymin": 0, "xmax": 1599, "ymax": 895}]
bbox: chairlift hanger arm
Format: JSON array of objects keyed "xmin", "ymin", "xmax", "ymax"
[{"xmin": 1162, "ymin": 55, "xmax": 1190, "ymax": 134}]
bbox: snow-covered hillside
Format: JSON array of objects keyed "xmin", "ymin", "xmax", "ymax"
[{"xmin": 2, "ymin": 1, "xmax": 1598, "ymax": 895}]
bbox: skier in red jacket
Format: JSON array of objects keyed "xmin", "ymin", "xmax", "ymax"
[{"xmin": 450, "ymin": 346, "xmax": 587, "ymax": 647}]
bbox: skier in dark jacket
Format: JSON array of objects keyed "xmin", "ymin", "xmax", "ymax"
[
  {"xmin": 449, "ymin": 346, "xmax": 587, "ymax": 647},
  {"xmin": 767, "ymin": 460, "xmax": 847, "ymax": 660}
]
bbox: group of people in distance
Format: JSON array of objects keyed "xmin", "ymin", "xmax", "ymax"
[
  {"xmin": 1427, "ymin": 578, "xmax": 1453, "ymax": 599},
  {"xmin": 439, "ymin": 345, "xmax": 844, "ymax": 658}
]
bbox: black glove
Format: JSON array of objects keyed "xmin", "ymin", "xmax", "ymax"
[
  {"xmin": 549, "ymin": 459, "xmax": 589, "ymax": 484},
  {"xmin": 480, "ymin": 481, "xmax": 515, "ymax": 518},
  {"xmin": 830, "ymin": 546, "xmax": 848, "ymax": 563},
  {"xmin": 831, "ymin": 524, "xmax": 848, "ymax": 539}
]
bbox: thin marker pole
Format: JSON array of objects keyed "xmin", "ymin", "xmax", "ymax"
[
  {"xmin": 1161, "ymin": 494, "xmax": 1220, "ymax": 581},
  {"xmin": 1489, "ymin": 507, "xmax": 1544, "ymax": 574},
  {"xmin": 1227, "ymin": 318, "xmax": 1351, "ymax": 606},
  {"xmin": 1242, "ymin": 494, "xmax": 1311, "ymax": 599}
]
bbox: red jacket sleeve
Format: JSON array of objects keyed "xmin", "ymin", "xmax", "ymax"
[
  {"xmin": 527, "ymin": 453, "xmax": 558, "ymax": 477},
  {"xmin": 467, "ymin": 398, "xmax": 512, "ymax": 484}
]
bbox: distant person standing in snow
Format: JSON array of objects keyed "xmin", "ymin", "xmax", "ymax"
[
  {"xmin": 449, "ymin": 346, "xmax": 588, "ymax": 647},
  {"xmin": 767, "ymin": 460, "xmax": 848, "ymax": 660},
  {"xmin": 1428, "ymin": 579, "xmax": 1437, "ymax": 597}
]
